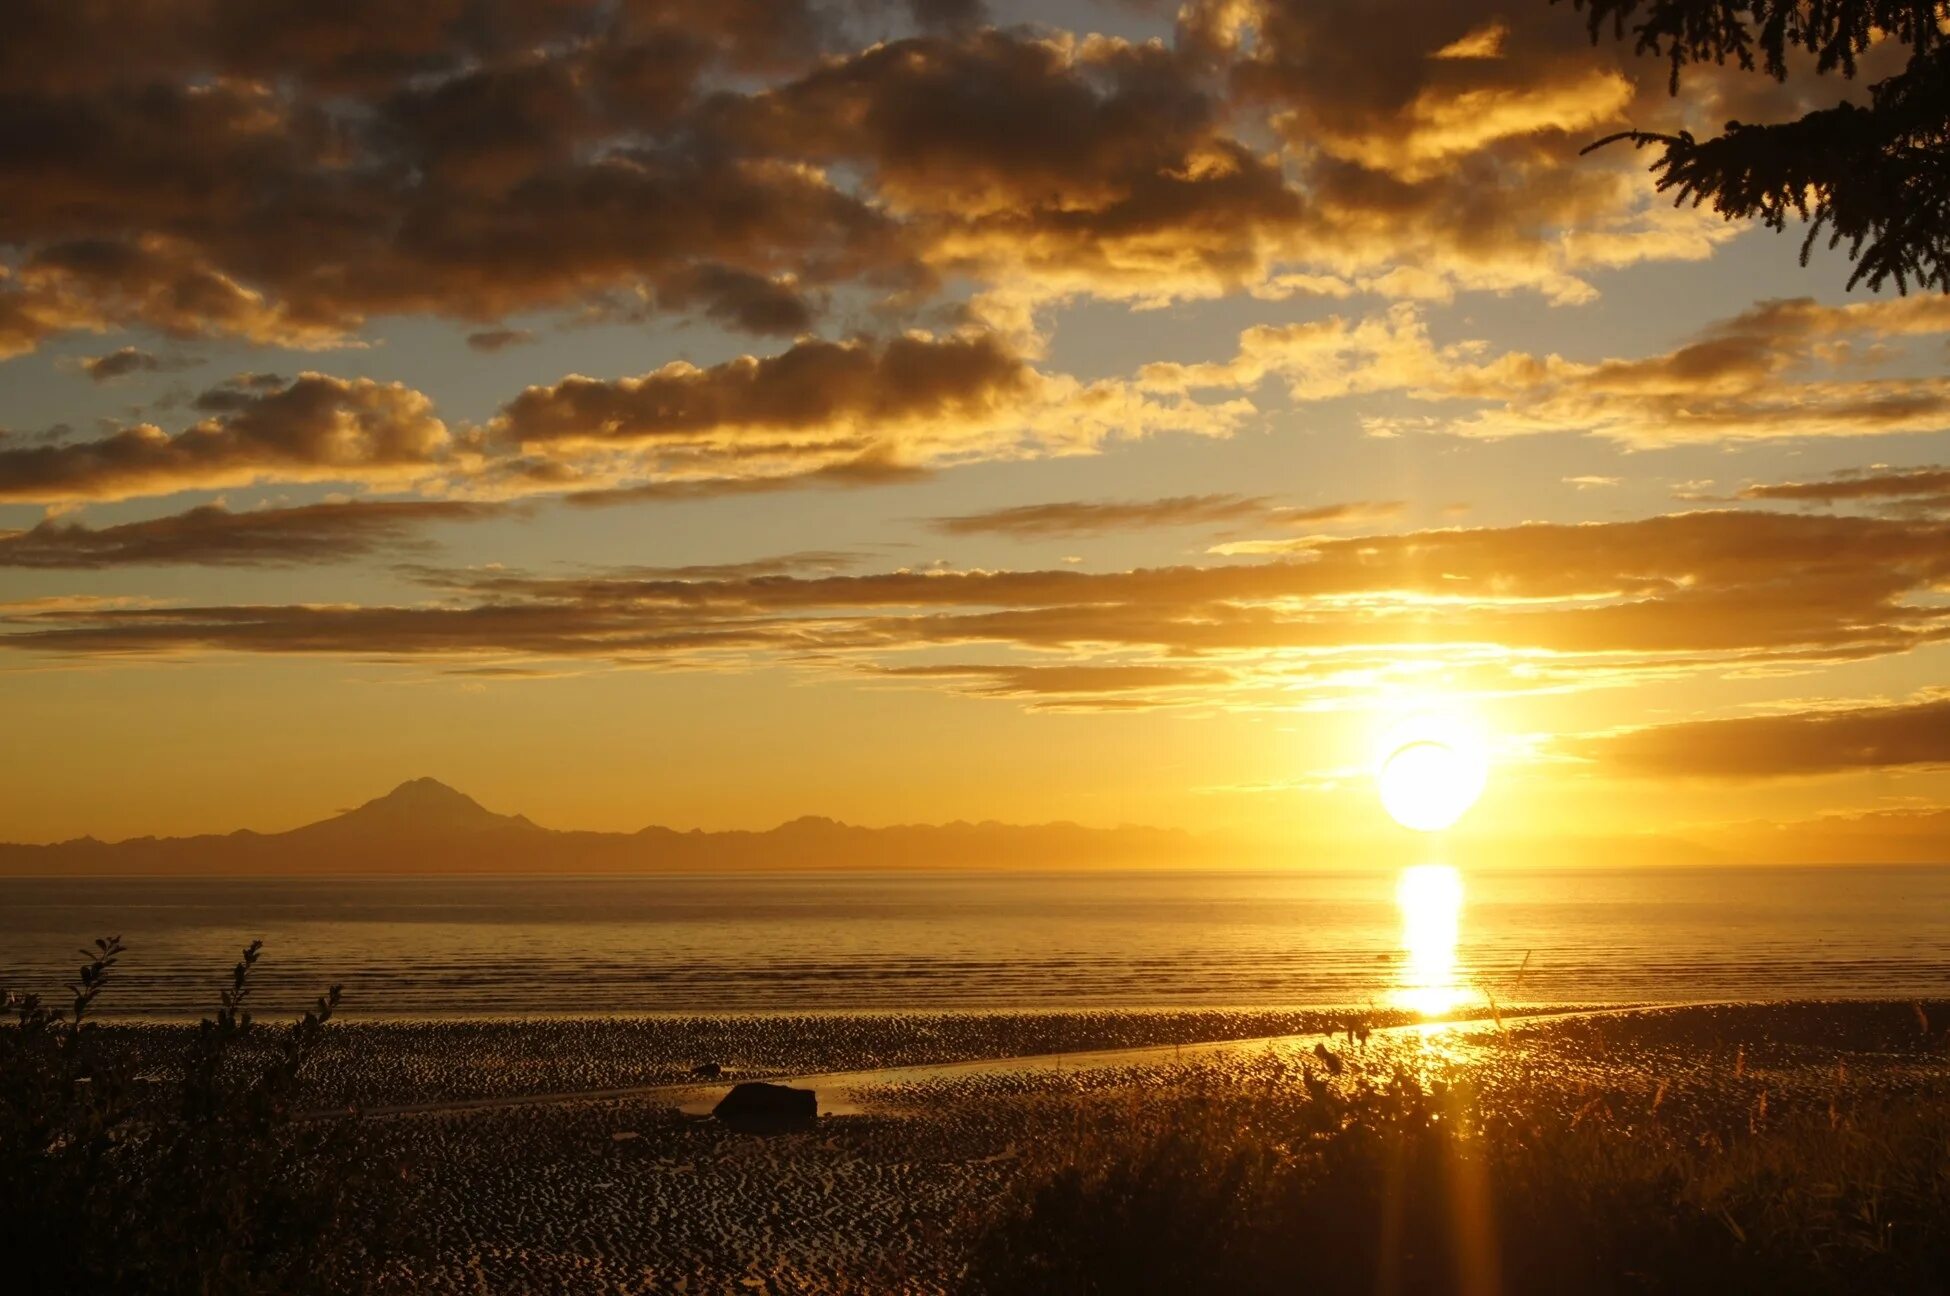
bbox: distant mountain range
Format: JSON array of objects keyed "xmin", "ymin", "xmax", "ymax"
[
  {"xmin": 1, "ymin": 778, "xmax": 1939, "ymax": 875},
  {"xmin": 0, "ymin": 778, "xmax": 1208, "ymax": 875}
]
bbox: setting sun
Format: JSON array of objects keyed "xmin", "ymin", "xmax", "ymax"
[{"xmin": 1375, "ymin": 715, "xmax": 1490, "ymax": 833}]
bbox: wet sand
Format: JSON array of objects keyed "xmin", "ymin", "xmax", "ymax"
[
  {"xmin": 120, "ymin": 1001, "xmax": 1950, "ymax": 1293},
  {"xmin": 102, "ymin": 1006, "xmax": 1442, "ymax": 1112}
]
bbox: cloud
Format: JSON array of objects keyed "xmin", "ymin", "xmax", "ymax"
[
  {"xmin": 7, "ymin": 511, "xmax": 1947, "ymax": 717},
  {"xmin": 1146, "ymin": 295, "xmax": 1950, "ymax": 446},
  {"xmin": 0, "ymin": 328, "xmax": 1242, "ymax": 506},
  {"xmin": 873, "ymin": 661, "xmax": 1232, "ymax": 709},
  {"xmin": 1574, "ymin": 694, "xmax": 1950, "ymax": 779},
  {"xmin": 0, "ymin": 373, "xmax": 454, "ymax": 503},
  {"xmin": 0, "ymin": 3, "xmax": 906, "ymax": 354},
  {"xmin": 928, "ymin": 494, "xmax": 1402, "ymax": 538},
  {"xmin": 465, "ymin": 328, "xmax": 536, "ymax": 353},
  {"xmin": 497, "ymin": 334, "xmax": 1030, "ymax": 447},
  {"xmin": 929, "ymin": 494, "xmax": 1271, "ymax": 538},
  {"xmin": 0, "ymin": 499, "xmax": 505, "ymax": 568},
  {"xmin": 0, "ymin": 0, "xmax": 1815, "ymax": 361},
  {"xmin": 653, "ymin": 264, "xmax": 816, "ymax": 336},
  {"xmin": 492, "ymin": 332, "xmax": 1248, "ymax": 494},
  {"xmin": 559, "ymin": 450, "xmax": 937, "ymax": 506},
  {"xmin": 81, "ymin": 346, "xmax": 162, "ymax": 381},
  {"xmin": 1741, "ymin": 466, "xmax": 1950, "ymax": 516},
  {"xmin": 1188, "ymin": 0, "xmax": 1750, "ymax": 303}
]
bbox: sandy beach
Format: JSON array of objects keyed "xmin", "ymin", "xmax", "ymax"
[{"xmin": 84, "ymin": 1000, "xmax": 1948, "ymax": 1293}]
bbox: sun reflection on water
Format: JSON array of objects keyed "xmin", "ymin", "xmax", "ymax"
[{"xmin": 1392, "ymin": 863, "xmax": 1471, "ymax": 1016}]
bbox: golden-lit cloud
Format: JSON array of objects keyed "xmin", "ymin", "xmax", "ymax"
[
  {"xmin": 8, "ymin": 511, "xmax": 1946, "ymax": 715},
  {"xmin": 490, "ymin": 333, "xmax": 1249, "ymax": 496},
  {"xmin": 1148, "ymin": 296, "xmax": 1950, "ymax": 445},
  {"xmin": 497, "ymin": 335, "xmax": 1032, "ymax": 449},
  {"xmin": 0, "ymin": 3, "xmax": 906, "ymax": 354},
  {"xmin": 927, "ymin": 495, "xmax": 1402, "ymax": 539},
  {"xmin": 0, "ymin": 373, "xmax": 455, "ymax": 503},
  {"xmin": 1741, "ymin": 466, "xmax": 1950, "ymax": 515},
  {"xmin": 0, "ymin": 499, "xmax": 505, "ymax": 568},
  {"xmin": 0, "ymin": 330, "xmax": 1250, "ymax": 506},
  {"xmin": 0, "ymin": 0, "xmax": 1793, "ymax": 362},
  {"xmin": 1574, "ymin": 693, "xmax": 1950, "ymax": 779}
]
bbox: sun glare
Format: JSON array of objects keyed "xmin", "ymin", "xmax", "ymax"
[
  {"xmin": 1374, "ymin": 713, "xmax": 1489, "ymax": 833},
  {"xmin": 1393, "ymin": 863, "xmax": 1469, "ymax": 1016}
]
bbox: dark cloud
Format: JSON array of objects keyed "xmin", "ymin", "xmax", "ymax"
[
  {"xmin": 654, "ymin": 264, "xmax": 816, "ymax": 336},
  {"xmin": 408, "ymin": 551, "xmax": 863, "ymax": 586},
  {"xmin": 0, "ymin": 373, "xmax": 451, "ymax": 502},
  {"xmin": 1743, "ymin": 466, "xmax": 1950, "ymax": 502},
  {"xmin": 500, "ymin": 333, "xmax": 1027, "ymax": 445},
  {"xmin": 0, "ymin": 499, "xmax": 504, "ymax": 568},
  {"xmin": 708, "ymin": 27, "xmax": 1309, "ymax": 302},
  {"xmin": 0, "ymin": 1, "xmax": 906, "ymax": 355},
  {"xmin": 924, "ymin": 494, "xmax": 1406, "ymax": 539},
  {"xmin": 0, "ymin": 0, "xmax": 1791, "ymax": 361},
  {"xmin": 81, "ymin": 346, "xmax": 161, "ymax": 381},
  {"xmin": 562, "ymin": 452, "xmax": 935, "ymax": 507},
  {"xmin": 1575, "ymin": 695, "xmax": 1950, "ymax": 779},
  {"xmin": 929, "ymin": 494, "xmax": 1272, "ymax": 537},
  {"xmin": 34, "ymin": 325, "xmax": 1189, "ymax": 505},
  {"xmin": 465, "ymin": 328, "xmax": 536, "ymax": 353},
  {"xmin": 1741, "ymin": 466, "xmax": 1950, "ymax": 517}
]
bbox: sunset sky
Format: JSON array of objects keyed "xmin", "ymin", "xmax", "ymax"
[{"xmin": 3, "ymin": 0, "xmax": 1948, "ymax": 851}]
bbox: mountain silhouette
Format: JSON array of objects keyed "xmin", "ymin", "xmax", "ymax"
[
  {"xmin": 0, "ymin": 779, "xmax": 1200, "ymax": 876},
  {"xmin": 0, "ymin": 778, "xmax": 1808, "ymax": 874},
  {"xmin": 298, "ymin": 778, "xmax": 538, "ymax": 838}
]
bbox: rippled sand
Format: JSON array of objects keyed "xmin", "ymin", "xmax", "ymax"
[{"xmin": 117, "ymin": 1002, "xmax": 1950, "ymax": 1292}]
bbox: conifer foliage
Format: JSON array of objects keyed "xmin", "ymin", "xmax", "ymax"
[{"xmin": 1569, "ymin": 1, "xmax": 1950, "ymax": 291}]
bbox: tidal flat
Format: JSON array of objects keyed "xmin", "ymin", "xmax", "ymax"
[{"xmin": 91, "ymin": 1001, "xmax": 1950, "ymax": 1293}]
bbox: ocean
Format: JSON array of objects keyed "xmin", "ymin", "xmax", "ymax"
[{"xmin": 2, "ymin": 866, "xmax": 1946, "ymax": 1018}]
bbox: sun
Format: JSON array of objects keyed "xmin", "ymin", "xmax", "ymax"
[{"xmin": 1374, "ymin": 713, "xmax": 1489, "ymax": 833}]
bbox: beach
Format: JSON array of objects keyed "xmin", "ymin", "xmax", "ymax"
[
  {"xmin": 15, "ymin": 869, "xmax": 1949, "ymax": 1290},
  {"xmin": 85, "ymin": 1000, "xmax": 1950, "ymax": 1293}
]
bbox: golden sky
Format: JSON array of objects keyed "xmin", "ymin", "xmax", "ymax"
[{"xmin": 2, "ymin": 0, "xmax": 1947, "ymax": 852}]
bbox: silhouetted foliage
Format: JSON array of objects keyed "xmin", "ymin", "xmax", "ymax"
[
  {"xmin": 967, "ymin": 1065, "xmax": 1950, "ymax": 1295},
  {"xmin": 1568, "ymin": 1, "xmax": 1950, "ymax": 291},
  {"xmin": 0, "ymin": 938, "xmax": 398, "ymax": 1293}
]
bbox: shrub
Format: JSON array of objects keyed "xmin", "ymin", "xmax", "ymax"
[{"xmin": 0, "ymin": 937, "xmax": 398, "ymax": 1293}]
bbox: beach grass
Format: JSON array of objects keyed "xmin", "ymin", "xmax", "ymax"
[{"xmin": 962, "ymin": 1051, "xmax": 1950, "ymax": 1295}]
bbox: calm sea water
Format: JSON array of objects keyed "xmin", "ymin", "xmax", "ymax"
[{"xmin": 1, "ymin": 867, "xmax": 1946, "ymax": 1018}]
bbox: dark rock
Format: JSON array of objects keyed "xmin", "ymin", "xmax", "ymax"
[
  {"xmin": 713, "ymin": 1081, "xmax": 816, "ymax": 1129},
  {"xmin": 690, "ymin": 1061, "xmax": 723, "ymax": 1079}
]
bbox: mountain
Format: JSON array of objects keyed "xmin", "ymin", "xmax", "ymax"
[
  {"xmin": 1697, "ymin": 808, "xmax": 1950, "ymax": 866},
  {"xmin": 6, "ymin": 779, "xmax": 1913, "ymax": 876},
  {"xmin": 0, "ymin": 779, "xmax": 1205, "ymax": 875},
  {"xmin": 291, "ymin": 778, "xmax": 539, "ymax": 839}
]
